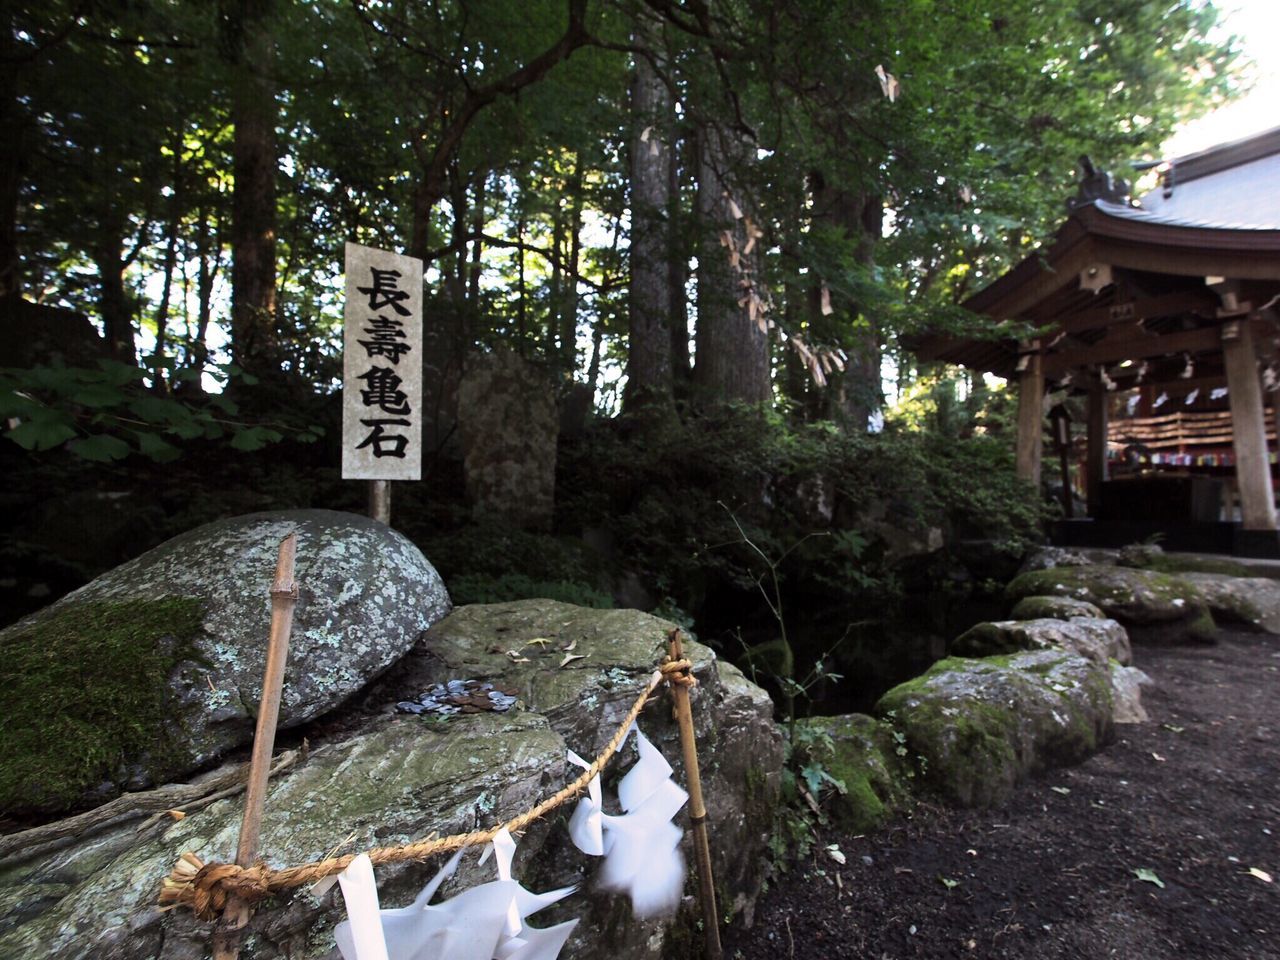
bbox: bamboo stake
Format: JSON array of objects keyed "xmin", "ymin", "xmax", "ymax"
[
  {"xmin": 212, "ymin": 533, "xmax": 299, "ymax": 960},
  {"xmin": 666, "ymin": 628, "xmax": 722, "ymax": 960}
]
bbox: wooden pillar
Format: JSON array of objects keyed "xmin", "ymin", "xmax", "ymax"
[
  {"xmin": 1086, "ymin": 376, "xmax": 1108, "ymax": 518},
  {"xmin": 1222, "ymin": 319, "xmax": 1277, "ymax": 530},
  {"xmin": 1015, "ymin": 346, "xmax": 1044, "ymax": 485}
]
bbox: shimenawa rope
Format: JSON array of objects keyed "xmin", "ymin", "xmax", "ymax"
[{"xmin": 160, "ymin": 656, "xmax": 697, "ymax": 921}]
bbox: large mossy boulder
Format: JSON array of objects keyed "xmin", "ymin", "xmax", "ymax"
[
  {"xmin": 952, "ymin": 617, "xmax": 1132, "ymax": 665},
  {"xmin": 1181, "ymin": 573, "xmax": 1280, "ymax": 634},
  {"xmin": 1005, "ymin": 565, "xmax": 1216, "ymax": 641},
  {"xmin": 415, "ymin": 600, "xmax": 783, "ymax": 924},
  {"xmin": 0, "ymin": 600, "xmax": 782, "ymax": 960},
  {"xmin": 874, "ymin": 651, "xmax": 1114, "ymax": 808},
  {"xmin": 0, "ymin": 510, "xmax": 450, "ymax": 814},
  {"xmin": 792, "ymin": 714, "xmax": 910, "ymax": 833}
]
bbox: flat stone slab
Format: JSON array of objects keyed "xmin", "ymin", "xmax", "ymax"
[
  {"xmin": 953, "ymin": 617, "xmax": 1132, "ymax": 665},
  {"xmin": 1181, "ymin": 573, "xmax": 1280, "ymax": 634},
  {"xmin": 1010, "ymin": 595, "xmax": 1105, "ymax": 620}
]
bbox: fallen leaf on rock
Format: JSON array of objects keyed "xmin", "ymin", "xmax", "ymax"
[
  {"xmin": 562, "ymin": 638, "xmax": 577, "ymax": 652},
  {"xmin": 1248, "ymin": 867, "xmax": 1273, "ymax": 883},
  {"xmin": 559, "ymin": 653, "xmax": 588, "ymax": 668},
  {"xmin": 1134, "ymin": 867, "xmax": 1165, "ymax": 888}
]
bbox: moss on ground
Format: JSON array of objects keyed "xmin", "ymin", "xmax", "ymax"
[{"xmin": 0, "ymin": 598, "xmax": 205, "ymax": 814}]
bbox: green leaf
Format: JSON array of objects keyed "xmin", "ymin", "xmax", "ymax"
[
  {"xmin": 6, "ymin": 413, "xmax": 78, "ymax": 451},
  {"xmin": 70, "ymin": 384, "xmax": 125, "ymax": 408},
  {"xmin": 1133, "ymin": 867, "xmax": 1165, "ymax": 889},
  {"xmin": 134, "ymin": 431, "xmax": 181, "ymax": 462},
  {"xmin": 939, "ymin": 876, "xmax": 959, "ymax": 890},
  {"xmin": 68, "ymin": 434, "xmax": 131, "ymax": 462},
  {"xmin": 229, "ymin": 426, "xmax": 283, "ymax": 451}
]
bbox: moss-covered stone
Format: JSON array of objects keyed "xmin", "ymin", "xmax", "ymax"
[
  {"xmin": 1005, "ymin": 565, "xmax": 1218, "ymax": 641},
  {"xmin": 874, "ymin": 651, "xmax": 1113, "ymax": 808},
  {"xmin": 1009, "ymin": 595, "xmax": 1104, "ymax": 620},
  {"xmin": 952, "ymin": 617, "xmax": 1131, "ymax": 665},
  {"xmin": 793, "ymin": 714, "xmax": 910, "ymax": 833},
  {"xmin": 1181, "ymin": 572, "xmax": 1280, "ymax": 635},
  {"xmin": 0, "ymin": 598, "xmax": 204, "ymax": 814}
]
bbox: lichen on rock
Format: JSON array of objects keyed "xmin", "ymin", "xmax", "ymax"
[{"xmin": 0, "ymin": 509, "xmax": 452, "ymax": 811}]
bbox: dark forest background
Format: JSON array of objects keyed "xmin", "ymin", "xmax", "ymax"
[{"xmin": 0, "ymin": 0, "xmax": 1245, "ymax": 713}]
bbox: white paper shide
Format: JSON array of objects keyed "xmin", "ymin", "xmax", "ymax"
[
  {"xmin": 334, "ymin": 830, "xmax": 577, "ymax": 960},
  {"xmin": 567, "ymin": 728, "xmax": 688, "ymax": 917}
]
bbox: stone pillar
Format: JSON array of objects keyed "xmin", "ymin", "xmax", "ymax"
[
  {"xmin": 458, "ymin": 349, "xmax": 559, "ymax": 530},
  {"xmin": 1222, "ymin": 319, "xmax": 1277, "ymax": 531},
  {"xmin": 1086, "ymin": 376, "xmax": 1108, "ymax": 518},
  {"xmin": 1015, "ymin": 346, "xmax": 1044, "ymax": 485}
]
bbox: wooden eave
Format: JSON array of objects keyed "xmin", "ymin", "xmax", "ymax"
[{"xmin": 914, "ymin": 202, "xmax": 1280, "ymax": 379}]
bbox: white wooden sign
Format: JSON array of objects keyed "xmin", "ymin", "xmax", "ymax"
[{"xmin": 342, "ymin": 242, "xmax": 424, "ymax": 480}]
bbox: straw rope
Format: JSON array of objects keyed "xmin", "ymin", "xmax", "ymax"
[{"xmin": 160, "ymin": 657, "xmax": 697, "ymax": 921}]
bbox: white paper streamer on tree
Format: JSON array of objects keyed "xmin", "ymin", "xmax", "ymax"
[
  {"xmin": 566, "ymin": 727, "xmax": 688, "ymax": 918},
  {"xmin": 334, "ymin": 828, "xmax": 577, "ymax": 960}
]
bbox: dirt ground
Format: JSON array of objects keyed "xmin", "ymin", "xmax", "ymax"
[{"xmin": 723, "ymin": 629, "xmax": 1280, "ymax": 960}]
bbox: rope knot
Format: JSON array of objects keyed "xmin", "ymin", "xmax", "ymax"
[
  {"xmin": 660, "ymin": 657, "xmax": 698, "ymax": 689},
  {"xmin": 162, "ymin": 855, "xmax": 272, "ymax": 921}
]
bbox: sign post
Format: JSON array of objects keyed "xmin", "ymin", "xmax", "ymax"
[{"xmin": 342, "ymin": 242, "xmax": 424, "ymax": 524}]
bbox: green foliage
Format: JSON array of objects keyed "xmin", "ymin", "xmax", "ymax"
[
  {"xmin": 421, "ymin": 520, "xmax": 614, "ymax": 612},
  {"xmin": 448, "ymin": 573, "xmax": 613, "ymax": 609},
  {"xmin": 0, "ymin": 362, "xmax": 323, "ymax": 463},
  {"xmin": 0, "ymin": 598, "xmax": 205, "ymax": 814}
]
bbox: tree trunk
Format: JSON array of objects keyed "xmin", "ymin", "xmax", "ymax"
[
  {"xmin": 0, "ymin": 27, "xmax": 23, "ymax": 303},
  {"xmin": 225, "ymin": 0, "xmax": 279, "ymax": 381},
  {"xmin": 469, "ymin": 174, "xmax": 484, "ymax": 304},
  {"xmin": 693, "ymin": 124, "xmax": 771, "ymax": 405},
  {"xmin": 93, "ymin": 212, "xmax": 136, "ymax": 364},
  {"xmin": 560, "ymin": 154, "xmax": 584, "ymax": 379},
  {"xmin": 812, "ymin": 178, "xmax": 882, "ymax": 430},
  {"xmin": 623, "ymin": 22, "xmax": 675, "ymax": 413},
  {"xmin": 152, "ymin": 141, "xmax": 183, "ymax": 394},
  {"xmin": 668, "ymin": 127, "xmax": 691, "ymax": 391}
]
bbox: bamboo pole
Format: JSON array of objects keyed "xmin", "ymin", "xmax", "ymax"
[
  {"xmin": 212, "ymin": 533, "xmax": 299, "ymax": 960},
  {"xmin": 666, "ymin": 628, "xmax": 722, "ymax": 960}
]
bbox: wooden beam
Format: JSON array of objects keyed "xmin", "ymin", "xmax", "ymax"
[
  {"xmin": 1016, "ymin": 350, "xmax": 1044, "ymax": 484},
  {"xmin": 1086, "ymin": 378, "xmax": 1107, "ymax": 518},
  {"xmin": 1030, "ymin": 289, "xmax": 1217, "ymax": 337},
  {"xmin": 1222, "ymin": 321, "xmax": 1278, "ymax": 530},
  {"xmin": 1043, "ymin": 326, "xmax": 1222, "ymax": 377}
]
